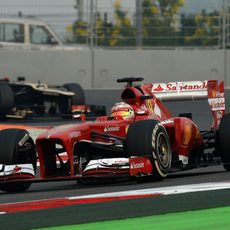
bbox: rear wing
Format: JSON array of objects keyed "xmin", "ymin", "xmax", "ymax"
[
  {"xmin": 144, "ymin": 80, "xmax": 207, "ymax": 101},
  {"xmin": 142, "ymin": 80, "xmax": 225, "ymax": 129}
]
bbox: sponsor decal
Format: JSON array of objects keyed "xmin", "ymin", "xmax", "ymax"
[
  {"xmin": 152, "ymin": 81, "xmax": 207, "ymax": 93},
  {"xmin": 69, "ymin": 131, "xmax": 81, "ymax": 138},
  {"xmin": 215, "ymin": 92, "xmax": 224, "ymax": 98},
  {"xmin": 216, "ymin": 110, "xmax": 223, "ymax": 121},
  {"xmin": 208, "ymin": 98, "xmax": 225, "ymax": 111},
  {"xmin": 130, "ymin": 162, "xmax": 145, "ymax": 169},
  {"xmin": 129, "ymin": 157, "xmax": 153, "ymax": 176},
  {"xmin": 46, "ymin": 124, "xmax": 76, "ymax": 139},
  {"xmin": 152, "ymin": 124, "xmax": 160, "ymax": 155},
  {"xmin": 104, "ymin": 126, "xmax": 120, "ymax": 132},
  {"xmin": 153, "ymin": 84, "xmax": 164, "ymax": 91},
  {"xmin": 18, "ymin": 134, "xmax": 30, "ymax": 146}
]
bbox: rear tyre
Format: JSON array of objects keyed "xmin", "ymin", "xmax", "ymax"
[
  {"xmin": 218, "ymin": 113, "xmax": 230, "ymax": 171},
  {"xmin": 62, "ymin": 83, "xmax": 85, "ymax": 105},
  {"xmin": 0, "ymin": 84, "xmax": 14, "ymax": 119},
  {"xmin": 59, "ymin": 83, "xmax": 85, "ymax": 114},
  {"xmin": 126, "ymin": 120, "xmax": 172, "ymax": 181},
  {"xmin": 0, "ymin": 129, "xmax": 36, "ymax": 192}
]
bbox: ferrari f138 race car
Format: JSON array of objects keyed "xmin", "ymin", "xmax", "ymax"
[{"xmin": 0, "ymin": 77, "xmax": 229, "ymax": 192}]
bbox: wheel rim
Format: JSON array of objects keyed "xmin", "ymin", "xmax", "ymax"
[{"xmin": 154, "ymin": 132, "xmax": 170, "ymax": 168}]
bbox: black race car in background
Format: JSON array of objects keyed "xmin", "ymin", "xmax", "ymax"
[{"xmin": 0, "ymin": 77, "xmax": 106, "ymax": 118}]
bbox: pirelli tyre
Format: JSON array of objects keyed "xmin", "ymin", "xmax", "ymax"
[
  {"xmin": 0, "ymin": 129, "xmax": 36, "ymax": 192},
  {"xmin": 0, "ymin": 84, "xmax": 14, "ymax": 119},
  {"xmin": 125, "ymin": 120, "xmax": 172, "ymax": 181},
  {"xmin": 59, "ymin": 83, "xmax": 85, "ymax": 114},
  {"xmin": 219, "ymin": 113, "xmax": 230, "ymax": 171}
]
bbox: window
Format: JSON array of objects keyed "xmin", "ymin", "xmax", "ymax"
[
  {"xmin": 29, "ymin": 25, "xmax": 58, "ymax": 45},
  {"xmin": 0, "ymin": 23, "xmax": 24, "ymax": 43}
]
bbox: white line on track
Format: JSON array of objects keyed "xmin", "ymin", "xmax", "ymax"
[{"xmin": 69, "ymin": 181, "xmax": 230, "ymax": 200}]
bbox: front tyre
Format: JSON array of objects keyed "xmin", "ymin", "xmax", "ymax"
[
  {"xmin": 126, "ymin": 120, "xmax": 172, "ymax": 180},
  {"xmin": 0, "ymin": 129, "xmax": 36, "ymax": 192}
]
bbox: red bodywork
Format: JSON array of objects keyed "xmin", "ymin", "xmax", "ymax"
[
  {"xmin": 34, "ymin": 79, "xmax": 225, "ymax": 180},
  {"xmin": 0, "ymin": 79, "xmax": 225, "ymax": 183}
]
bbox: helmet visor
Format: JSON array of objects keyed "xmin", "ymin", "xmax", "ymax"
[{"xmin": 111, "ymin": 111, "xmax": 131, "ymax": 117}]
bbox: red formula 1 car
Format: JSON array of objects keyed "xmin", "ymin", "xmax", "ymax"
[{"xmin": 0, "ymin": 77, "xmax": 229, "ymax": 192}]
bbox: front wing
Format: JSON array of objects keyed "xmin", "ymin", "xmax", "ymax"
[
  {"xmin": 0, "ymin": 164, "xmax": 35, "ymax": 181},
  {"xmin": 0, "ymin": 157, "xmax": 153, "ymax": 184}
]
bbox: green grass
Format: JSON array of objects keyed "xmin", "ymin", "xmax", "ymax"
[{"xmin": 38, "ymin": 205, "xmax": 230, "ymax": 230}]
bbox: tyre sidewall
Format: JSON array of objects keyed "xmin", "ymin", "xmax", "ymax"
[{"xmin": 151, "ymin": 123, "xmax": 171, "ymax": 178}]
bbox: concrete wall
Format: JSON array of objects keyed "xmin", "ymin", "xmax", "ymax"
[
  {"xmin": 0, "ymin": 48, "xmax": 228, "ymax": 88},
  {"xmin": 93, "ymin": 49, "xmax": 227, "ymax": 88},
  {"xmin": 0, "ymin": 48, "xmax": 92, "ymax": 88}
]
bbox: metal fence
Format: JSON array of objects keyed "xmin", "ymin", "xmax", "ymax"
[{"xmin": 0, "ymin": 0, "xmax": 229, "ymax": 48}]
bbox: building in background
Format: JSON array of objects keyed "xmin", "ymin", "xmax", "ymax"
[{"xmin": 0, "ymin": 0, "xmax": 227, "ymax": 48}]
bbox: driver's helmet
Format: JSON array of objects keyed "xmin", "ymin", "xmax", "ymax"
[{"xmin": 110, "ymin": 102, "xmax": 134, "ymax": 120}]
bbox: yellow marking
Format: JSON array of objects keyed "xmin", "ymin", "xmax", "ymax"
[
  {"xmin": 125, "ymin": 126, "xmax": 129, "ymax": 134},
  {"xmin": 147, "ymin": 99, "xmax": 154, "ymax": 112}
]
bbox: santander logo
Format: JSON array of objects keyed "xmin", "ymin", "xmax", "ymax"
[
  {"xmin": 152, "ymin": 81, "xmax": 207, "ymax": 92},
  {"xmin": 153, "ymin": 84, "xmax": 164, "ymax": 92}
]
